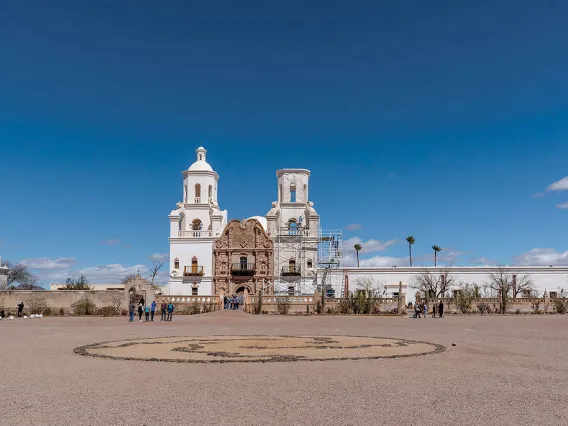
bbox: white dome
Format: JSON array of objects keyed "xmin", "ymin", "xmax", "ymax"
[
  {"xmin": 188, "ymin": 146, "xmax": 213, "ymax": 172},
  {"xmin": 188, "ymin": 160, "xmax": 213, "ymax": 172},
  {"xmin": 247, "ymin": 216, "xmax": 268, "ymax": 231}
]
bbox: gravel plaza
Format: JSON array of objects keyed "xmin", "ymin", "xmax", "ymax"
[{"xmin": 2, "ymin": 311, "xmax": 567, "ymax": 425}]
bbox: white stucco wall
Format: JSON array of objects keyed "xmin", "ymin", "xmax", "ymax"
[{"xmin": 340, "ymin": 266, "xmax": 568, "ymax": 302}]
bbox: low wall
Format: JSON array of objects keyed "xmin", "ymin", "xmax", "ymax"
[
  {"xmin": 244, "ymin": 294, "xmax": 405, "ymax": 314},
  {"xmin": 414, "ymin": 297, "xmax": 568, "ymax": 314},
  {"xmin": 155, "ymin": 295, "xmax": 221, "ymax": 312}
]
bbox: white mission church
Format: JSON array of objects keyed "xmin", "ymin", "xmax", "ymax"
[{"xmin": 167, "ymin": 147, "xmax": 568, "ymax": 301}]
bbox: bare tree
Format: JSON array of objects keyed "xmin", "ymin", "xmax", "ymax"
[
  {"xmin": 60, "ymin": 274, "xmax": 93, "ymax": 290},
  {"xmin": 411, "ymin": 267, "xmax": 455, "ymax": 299},
  {"xmin": 148, "ymin": 260, "xmax": 164, "ymax": 287},
  {"xmin": 3, "ymin": 261, "xmax": 37, "ymax": 289},
  {"xmin": 511, "ymin": 274, "xmax": 535, "ymax": 298},
  {"xmin": 121, "ymin": 274, "xmax": 137, "ymax": 284},
  {"xmin": 354, "ymin": 277, "xmax": 385, "ymax": 297},
  {"xmin": 488, "ymin": 266, "xmax": 513, "ymax": 314}
]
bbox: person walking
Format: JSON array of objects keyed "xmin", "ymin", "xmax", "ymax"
[
  {"xmin": 129, "ymin": 302, "xmax": 135, "ymax": 322},
  {"xmin": 412, "ymin": 303, "xmax": 421, "ymax": 318},
  {"xmin": 138, "ymin": 303, "xmax": 143, "ymax": 322},
  {"xmin": 167, "ymin": 302, "xmax": 174, "ymax": 321},
  {"xmin": 17, "ymin": 302, "xmax": 24, "ymax": 318},
  {"xmin": 438, "ymin": 300, "xmax": 444, "ymax": 318},
  {"xmin": 423, "ymin": 303, "xmax": 428, "ymax": 318},
  {"xmin": 144, "ymin": 305, "xmax": 150, "ymax": 321},
  {"xmin": 150, "ymin": 300, "xmax": 156, "ymax": 321},
  {"xmin": 161, "ymin": 302, "xmax": 167, "ymax": 321},
  {"xmin": 432, "ymin": 303, "xmax": 437, "ymax": 318}
]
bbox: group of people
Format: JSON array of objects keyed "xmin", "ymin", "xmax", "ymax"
[
  {"xmin": 129, "ymin": 299, "xmax": 175, "ymax": 322},
  {"xmin": 412, "ymin": 300, "xmax": 445, "ymax": 318},
  {"xmin": 224, "ymin": 296, "xmax": 240, "ymax": 310}
]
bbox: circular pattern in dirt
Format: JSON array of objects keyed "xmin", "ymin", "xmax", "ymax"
[{"xmin": 75, "ymin": 335, "xmax": 444, "ymax": 363}]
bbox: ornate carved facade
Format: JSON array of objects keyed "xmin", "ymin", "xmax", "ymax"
[{"xmin": 213, "ymin": 219, "xmax": 274, "ymax": 296}]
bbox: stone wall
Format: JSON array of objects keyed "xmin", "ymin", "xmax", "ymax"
[{"xmin": 0, "ymin": 290, "xmax": 124, "ymax": 314}]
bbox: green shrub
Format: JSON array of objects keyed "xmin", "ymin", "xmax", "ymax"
[
  {"xmin": 553, "ymin": 299, "xmax": 567, "ymax": 314},
  {"xmin": 72, "ymin": 299, "xmax": 97, "ymax": 315}
]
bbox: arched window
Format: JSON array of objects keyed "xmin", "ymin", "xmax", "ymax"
[
  {"xmin": 174, "ymin": 258, "xmax": 179, "ymax": 269},
  {"xmin": 307, "ymin": 259, "xmax": 313, "ymax": 268},
  {"xmin": 184, "ymin": 184, "xmax": 188, "ymax": 202},
  {"xmin": 290, "ymin": 183, "xmax": 296, "ymax": 203},
  {"xmin": 208, "ymin": 185, "xmax": 213, "ymax": 201},
  {"xmin": 195, "ymin": 183, "xmax": 201, "ymax": 202},
  {"xmin": 191, "ymin": 256, "xmax": 198, "ymax": 273},
  {"xmin": 191, "ymin": 218, "xmax": 202, "ymax": 230},
  {"xmin": 240, "ymin": 256, "xmax": 247, "ymax": 270},
  {"xmin": 288, "ymin": 258, "xmax": 296, "ymax": 268},
  {"xmin": 287, "ymin": 218, "xmax": 298, "ymax": 235}
]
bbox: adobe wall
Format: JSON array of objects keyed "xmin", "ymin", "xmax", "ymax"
[{"xmin": 0, "ymin": 290, "xmax": 124, "ymax": 311}]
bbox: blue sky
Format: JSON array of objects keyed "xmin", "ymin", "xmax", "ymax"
[{"xmin": 1, "ymin": 0, "xmax": 567, "ymax": 285}]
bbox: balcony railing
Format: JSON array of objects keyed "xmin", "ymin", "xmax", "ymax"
[
  {"xmin": 281, "ymin": 266, "xmax": 301, "ymax": 276},
  {"xmin": 231, "ymin": 263, "xmax": 255, "ymax": 276},
  {"xmin": 277, "ymin": 227, "xmax": 311, "ymax": 236},
  {"xmin": 178, "ymin": 230, "xmax": 213, "ymax": 238},
  {"xmin": 194, "ymin": 197, "xmax": 201, "ymax": 203},
  {"xmin": 184, "ymin": 266, "xmax": 204, "ymax": 276}
]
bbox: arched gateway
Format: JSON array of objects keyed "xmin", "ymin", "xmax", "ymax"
[{"xmin": 123, "ymin": 274, "xmax": 155, "ymax": 306}]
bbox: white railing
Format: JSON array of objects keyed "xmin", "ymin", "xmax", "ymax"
[
  {"xmin": 194, "ymin": 197, "xmax": 201, "ymax": 203},
  {"xmin": 177, "ymin": 230, "xmax": 213, "ymax": 238}
]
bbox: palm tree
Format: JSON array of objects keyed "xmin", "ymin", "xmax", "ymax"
[
  {"xmin": 354, "ymin": 244, "xmax": 362, "ymax": 267},
  {"xmin": 431, "ymin": 245, "xmax": 442, "ymax": 267},
  {"xmin": 405, "ymin": 236, "xmax": 415, "ymax": 266}
]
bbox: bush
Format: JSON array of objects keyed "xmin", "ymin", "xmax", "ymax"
[
  {"xmin": 72, "ymin": 299, "xmax": 97, "ymax": 315},
  {"xmin": 59, "ymin": 307, "xmax": 66, "ymax": 316},
  {"xmin": 553, "ymin": 299, "xmax": 567, "ymax": 314},
  {"xmin": 42, "ymin": 307, "xmax": 52, "ymax": 316},
  {"xmin": 477, "ymin": 303, "xmax": 490, "ymax": 314},
  {"xmin": 28, "ymin": 297, "xmax": 48, "ymax": 315},
  {"xmin": 338, "ymin": 299, "xmax": 351, "ymax": 314},
  {"xmin": 97, "ymin": 306, "xmax": 120, "ymax": 316},
  {"xmin": 515, "ymin": 309, "xmax": 521, "ymax": 315},
  {"xmin": 316, "ymin": 301, "xmax": 322, "ymax": 314},
  {"xmin": 276, "ymin": 299, "xmax": 290, "ymax": 315},
  {"xmin": 184, "ymin": 302, "xmax": 201, "ymax": 315}
]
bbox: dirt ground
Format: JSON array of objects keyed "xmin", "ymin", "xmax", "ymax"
[{"xmin": 1, "ymin": 311, "xmax": 567, "ymax": 425}]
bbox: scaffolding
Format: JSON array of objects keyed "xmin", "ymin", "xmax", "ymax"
[{"xmin": 273, "ymin": 224, "xmax": 344, "ymax": 297}]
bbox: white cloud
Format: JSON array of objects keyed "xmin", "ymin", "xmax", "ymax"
[
  {"xmin": 100, "ymin": 239, "xmax": 120, "ymax": 245},
  {"xmin": 557, "ymin": 201, "xmax": 568, "ymax": 209},
  {"xmin": 512, "ymin": 248, "xmax": 568, "ymax": 266},
  {"xmin": 341, "ymin": 252, "xmax": 406, "ymax": 268},
  {"xmin": 547, "ymin": 177, "xmax": 568, "ymax": 192},
  {"xmin": 345, "ymin": 224, "xmax": 362, "ymax": 231},
  {"xmin": 149, "ymin": 253, "xmax": 169, "ymax": 262},
  {"xmin": 21, "ymin": 257, "xmax": 77, "ymax": 270},
  {"xmin": 78, "ymin": 263, "xmax": 149, "ymax": 284},
  {"xmin": 343, "ymin": 237, "xmax": 397, "ymax": 255}
]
